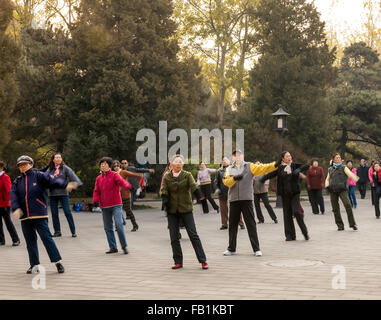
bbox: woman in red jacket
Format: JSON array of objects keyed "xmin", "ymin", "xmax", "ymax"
[
  {"xmin": 306, "ymin": 159, "xmax": 325, "ymax": 215},
  {"xmin": 93, "ymin": 157, "xmax": 132, "ymax": 254},
  {"xmin": 0, "ymin": 160, "xmax": 20, "ymax": 246}
]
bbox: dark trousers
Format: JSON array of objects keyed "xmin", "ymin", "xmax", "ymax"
[
  {"xmin": 254, "ymin": 193, "xmax": 277, "ymax": 222},
  {"xmin": 0, "ymin": 207, "xmax": 20, "ymax": 243},
  {"xmin": 374, "ymin": 192, "xmax": 381, "ymax": 217},
  {"xmin": 228, "ymin": 200, "xmax": 260, "ymax": 252},
  {"xmin": 21, "ymin": 218, "xmax": 62, "ymax": 267},
  {"xmin": 371, "ymin": 186, "xmax": 376, "ymax": 205},
  {"xmin": 309, "ymin": 189, "xmax": 325, "ymax": 214},
  {"xmin": 219, "ymin": 199, "xmax": 243, "ymax": 227},
  {"xmin": 50, "ymin": 195, "xmax": 76, "ymax": 234},
  {"xmin": 122, "ymin": 198, "xmax": 138, "ymax": 228},
  {"xmin": 282, "ymin": 193, "xmax": 308, "ymax": 240},
  {"xmin": 329, "ymin": 191, "xmax": 356, "ymax": 228},
  {"xmin": 358, "ymin": 183, "xmax": 367, "ymax": 199},
  {"xmin": 167, "ymin": 212, "xmax": 206, "ymax": 264},
  {"xmin": 200, "ymin": 184, "xmax": 219, "ymax": 213}
]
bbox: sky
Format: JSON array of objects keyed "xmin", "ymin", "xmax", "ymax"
[{"xmin": 313, "ymin": 0, "xmax": 369, "ymax": 41}]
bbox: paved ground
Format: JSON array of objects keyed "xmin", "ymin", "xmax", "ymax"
[{"xmin": 1, "ymin": 194, "xmax": 381, "ymax": 300}]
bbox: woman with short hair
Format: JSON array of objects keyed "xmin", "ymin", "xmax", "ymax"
[
  {"xmin": 325, "ymin": 153, "xmax": 359, "ymax": 231},
  {"xmin": 47, "ymin": 153, "xmax": 82, "ymax": 238},
  {"xmin": 161, "ymin": 155, "xmax": 208, "ymax": 270}
]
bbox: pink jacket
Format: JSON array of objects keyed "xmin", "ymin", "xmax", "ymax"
[
  {"xmin": 369, "ymin": 166, "xmax": 374, "ymax": 184},
  {"xmin": 93, "ymin": 170, "xmax": 132, "ymax": 208},
  {"xmin": 348, "ymin": 168, "xmax": 357, "ymax": 186}
]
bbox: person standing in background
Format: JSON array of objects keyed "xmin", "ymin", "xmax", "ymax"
[
  {"xmin": 47, "ymin": 153, "xmax": 83, "ymax": 238},
  {"xmin": 214, "ymin": 157, "xmax": 245, "ymax": 230},
  {"xmin": 369, "ymin": 160, "xmax": 376, "ymax": 206},
  {"xmin": 197, "ymin": 162, "xmax": 219, "ymax": 214},
  {"xmin": 111, "ymin": 160, "xmax": 142, "ymax": 232},
  {"xmin": 357, "ymin": 159, "xmax": 369, "ymax": 199},
  {"xmin": 372, "ymin": 162, "xmax": 381, "ymax": 219},
  {"xmin": 253, "ymin": 161, "xmax": 278, "ymax": 224},
  {"xmin": 0, "ymin": 160, "xmax": 20, "ymax": 247},
  {"xmin": 325, "ymin": 153, "xmax": 359, "ymax": 231},
  {"xmin": 306, "ymin": 159, "xmax": 325, "ymax": 215},
  {"xmin": 346, "ymin": 160, "xmax": 357, "ymax": 209}
]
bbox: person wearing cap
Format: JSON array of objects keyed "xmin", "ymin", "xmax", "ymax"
[
  {"xmin": 0, "ymin": 160, "xmax": 20, "ymax": 247},
  {"xmin": 160, "ymin": 154, "xmax": 209, "ymax": 270},
  {"xmin": 222, "ymin": 150, "xmax": 280, "ymax": 257},
  {"xmin": 11, "ymin": 155, "xmax": 78, "ymax": 274},
  {"xmin": 93, "ymin": 157, "xmax": 132, "ymax": 254}
]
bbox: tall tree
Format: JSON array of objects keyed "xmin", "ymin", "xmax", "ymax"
[
  {"xmin": 329, "ymin": 42, "xmax": 381, "ymax": 157},
  {"xmin": 242, "ymin": 0, "xmax": 337, "ymax": 157},
  {"xmin": 173, "ymin": 0, "xmax": 258, "ymax": 124},
  {"xmin": 62, "ymin": 0, "xmax": 204, "ymax": 193},
  {"xmin": 0, "ymin": 0, "xmax": 21, "ymax": 156}
]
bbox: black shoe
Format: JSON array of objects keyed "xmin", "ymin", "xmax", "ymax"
[
  {"xmin": 122, "ymin": 247, "xmax": 128, "ymax": 254},
  {"xmin": 274, "ymin": 219, "xmax": 278, "ymax": 224},
  {"xmin": 337, "ymin": 227, "xmax": 344, "ymax": 231},
  {"xmin": 55, "ymin": 262, "xmax": 65, "ymax": 273},
  {"xmin": 26, "ymin": 265, "xmax": 39, "ymax": 274},
  {"xmin": 220, "ymin": 226, "xmax": 228, "ymax": 230},
  {"xmin": 123, "ymin": 220, "xmax": 126, "ymax": 226},
  {"xmin": 131, "ymin": 225, "xmax": 138, "ymax": 232},
  {"xmin": 106, "ymin": 248, "xmax": 118, "ymax": 254},
  {"xmin": 52, "ymin": 232, "xmax": 62, "ymax": 237},
  {"xmin": 321, "ymin": 212, "xmax": 325, "ymax": 215},
  {"xmin": 72, "ymin": 233, "xmax": 77, "ymax": 238},
  {"xmin": 203, "ymin": 212, "xmax": 209, "ymax": 214},
  {"xmin": 285, "ymin": 238, "xmax": 296, "ymax": 241},
  {"xmin": 304, "ymin": 234, "xmax": 310, "ymax": 240},
  {"xmin": 216, "ymin": 208, "xmax": 220, "ymax": 213},
  {"xmin": 351, "ymin": 225, "xmax": 358, "ymax": 231},
  {"xmin": 377, "ymin": 216, "xmax": 380, "ymax": 219},
  {"xmin": 258, "ymin": 221, "xmax": 264, "ymax": 224},
  {"xmin": 0, "ymin": 242, "xmax": 5, "ymax": 246},
  {"xmin": 12, "ymin": 241, "xmax": 20, "ymax": 246},
  {"xmin": 313, "ymin": 213, "xmax": 319, "ymax": 215},
  {"xmin": 240, "ymin": 224, "xmax": 245, "ymax": 230}
]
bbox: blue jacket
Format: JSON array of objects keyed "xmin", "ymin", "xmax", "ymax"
[{"xmin": 11, "ymin": 169, "xmax": 68, "ymax": 221}]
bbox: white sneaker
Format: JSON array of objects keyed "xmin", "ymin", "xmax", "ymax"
[
  {"xmin": 255, "ymin": 251, "xmax": 262, "ymax": 257},
  {"xmin": 223, "ymin": 250, "xmax": 236, "ymax": 256}
]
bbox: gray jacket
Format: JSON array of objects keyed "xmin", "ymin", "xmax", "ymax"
[
  {"xmin": 253, "ymin": 175, "xmax": 269, "ymax": 194},
  {"xmin": 48, "ymin": 165, "xmax": 83, "ymax": 196}
]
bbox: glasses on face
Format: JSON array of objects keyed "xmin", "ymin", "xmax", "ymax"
[{"xmin": 121, "ymin": 162, "xmax": 127, "ymax": 164}]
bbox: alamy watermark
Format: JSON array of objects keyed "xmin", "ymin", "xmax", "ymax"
[
  {"xmin": 136, "ymin": 121, "xmax": 244, "ymax": 165},
  {"xmin": 331, "ymin": 265, "xmax": 346, "ymax": 290},
  {"xmin": 31, "ymin": 265, "xmax": 46, "ymax": 290}
]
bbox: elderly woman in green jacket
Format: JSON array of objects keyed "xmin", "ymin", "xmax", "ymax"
[{"xmin": 161, "ymin": 154, "xmax": 208, "ymax": 270}]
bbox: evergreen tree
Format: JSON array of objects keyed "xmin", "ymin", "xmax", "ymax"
[{"xmin": 0, "ymin": 0, "xmax": 21, "ymax": 156}]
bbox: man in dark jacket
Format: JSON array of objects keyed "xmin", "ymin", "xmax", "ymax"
[
  {"xmin": 214, "ymin": 157, "xmax": 244, "ymax": 230},
  {"xmin": 357, "ymin": 159, "xmax": 369, "ymax": 199},
  {"xmin": 11, "ymin": 155, "xmax": 78, "ymax": 274}
]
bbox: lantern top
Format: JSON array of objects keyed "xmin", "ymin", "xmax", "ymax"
[{"xmin": 272, "ymin": 106, "xmax": 290, "ymax": 117}]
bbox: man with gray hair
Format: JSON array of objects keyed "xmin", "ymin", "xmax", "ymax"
[{"xmin": 223, "ymin": 150, "xmax": 280, "ymax": 257}]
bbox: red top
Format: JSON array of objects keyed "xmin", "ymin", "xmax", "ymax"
[
  {"xmin": 0, "ymin": 173, "xmax": 11, "ymax": 208},
  {"xmin": 306, "ymin": 166, "xmax": 325, "ymax": 190},
  {"xmin": 93, "ymin": 170, "xmax": 132, "ymax": 208}
]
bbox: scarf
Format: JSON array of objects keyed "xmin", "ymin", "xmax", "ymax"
[
  {"xmin": 54, "ymin": 165, "xmax": 61, "ymax": 177},
  {"xmin": 0, "ymin": 171, "xmax": 4, "ymax": 177},
  {"xmin": 281, "ymin": 161, "xmax": 292, "ymax": 175},
  {"xmin": 333, "ymin": 162, "xmax": 342, "ymax": 169}
]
